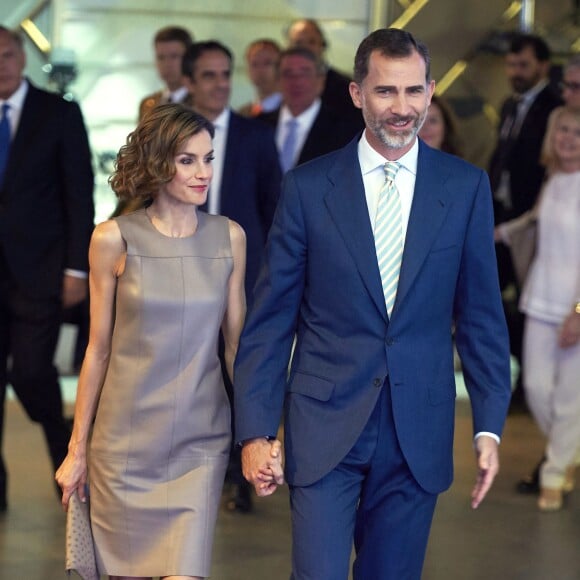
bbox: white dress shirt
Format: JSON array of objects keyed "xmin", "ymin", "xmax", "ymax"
[
  {"xmin": 166, "ymin": 86, "xmax": 189, "ymax": 104},
  {"xmin": 0, "ymin": 78, "xmax": 28, "ymax": 138},
  {"xmin": 207, "ymin": 108, "xmax": 230, "ymax": 215}
]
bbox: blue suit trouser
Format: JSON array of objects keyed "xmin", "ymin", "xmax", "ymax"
[{"xmin": 289, "ymin": 381, "xmax": 438, "ymax": 580}]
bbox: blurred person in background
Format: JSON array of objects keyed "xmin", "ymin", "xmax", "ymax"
[
  {"xmin": 0, "ymin": 26, "xmax": 94, "ymax": 510},
  {"xmin": 257, "ymin": 47, "xmax": 363, "ymax": 174},
  {"xmin": 488, "ymin": 33, "xmax": 562, "ymax": 415},
  {"xmin": 418, "ymin": 94, "xmax": 462, "ymax": 156},
  {"xmin": 285, "ymin": 18, "xmax": 362, "ymax": 123},
  {"xmin": 238, "ymin": 38, "xmax": 282, "ymax": 117},
  {"xmin": 495, "ymin": 106, "xmax": 580, "ymax": 511},
  {"xmin": 138, "ymin": 26, "xmax": 194, "ymax": 121}
]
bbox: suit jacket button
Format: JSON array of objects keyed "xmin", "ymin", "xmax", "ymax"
[
  {"xmin": 373, "ymin": 378, "xmax": 382, "ymax": 387},
  {"xmin": 386, "ymin": 337, "xmax": 394, "ymax": 346}
]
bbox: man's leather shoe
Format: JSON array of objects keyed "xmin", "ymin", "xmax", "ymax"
[
  {"xmin": 515, "ymin": 457, "xmax": 544, "ymax": 495},
  {"xmin": 516, "ymin": 474, "xmax": 540, "ymax": 494}
]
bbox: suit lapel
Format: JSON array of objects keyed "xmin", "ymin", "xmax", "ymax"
[
  {"xmin": 324, "ymin": 139, "xmax": 388, "ymax": 322},
  {"xmin": 394, "ymin": 142, "xmax": 453, "ymax": 313},
  {"xmin": 4, "ymin": 83, "xmax": 42, "ymax": 189}
]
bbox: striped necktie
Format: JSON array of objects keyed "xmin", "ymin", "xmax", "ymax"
[
  {"xmin": 0, "ymin": 103, "xmax": 11, "ymax": 187},
  {"xmin": 279, "ymin": 117, "xmax": 298, "ymax": 173},
  {"xmin": 374, "ymin": 161, "xmax": 402, "ymax": 317}
]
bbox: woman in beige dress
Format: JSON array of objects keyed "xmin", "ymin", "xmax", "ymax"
[{"xmin": 56, "ymin": 104, "xmax": 278, "ymax": 579}]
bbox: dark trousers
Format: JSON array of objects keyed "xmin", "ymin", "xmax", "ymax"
[
  {"xmin": 0, "ymin": 250, "xmax": 70, "ymax": 497},
  {"xmin": 289, "ymin": 383, "xmax": 438, "ymax": 580}
]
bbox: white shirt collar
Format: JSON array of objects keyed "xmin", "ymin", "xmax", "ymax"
[
  {"xmin": 212, "ymin": 107, "xmax": 230, "ymax": 131},
  {"xmin": 279, "ymin": 98, "xmax": 321, "ymax": 128},
  {"xmin": 518, "ymin": 78, "xmax": 548, "ymax": 106},
  {"xmin": 260, "ymin": 92, "xmax": 282, "ymax": 113},
  {"xmin": 1, "ymin": 78, "xmax": 28, "ymax": 109},
  {"xmin": 358, "ymin": 130, "xmax": 418, "ymax": 178},
  {"xmin": 168, "ymin": 86, "xmax": 189, "ymax": 104}
]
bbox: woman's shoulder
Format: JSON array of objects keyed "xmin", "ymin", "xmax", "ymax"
[{"xmin": 227, "ymin": 219, "xmax": 246, "ymax": 247}]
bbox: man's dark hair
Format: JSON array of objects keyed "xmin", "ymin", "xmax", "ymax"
[
  {"xmin": 278, "ymin": 47, "xmax": 326, "ymax": 75},
  {"xmin": 509, "ymin": 33, "xmax": 551, "ymax": 62},
  {"xmin": 353, "ymin": 28, "xmax": 431, "ymax": 84},
  {"xmin": 182, "ymin": 40, "xmax": 233, "ymax": 79}
]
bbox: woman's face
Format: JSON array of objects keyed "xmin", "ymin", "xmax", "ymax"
[
  {"xmin": 553, "ymin": 113, "xmax": 580, "ymax": 169},
  {"xmin": 159, "ymin": 130, "xmax": 214, "ymax": 206},
  {"xmin": 418, "ymin": 102, "xmax": 445, "ymax": 149}
]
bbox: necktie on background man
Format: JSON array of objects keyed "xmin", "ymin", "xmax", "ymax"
[
  {"xmin": 279, "ymin": 117, "xmax": 298, "ymax": 173},
  {"xmin": 374, "ymin": 161, "xmax": 402, "ymax": 317},
  {"xmin": 0, "ymin": 103, "xmax": 11, "ymax": 187}
]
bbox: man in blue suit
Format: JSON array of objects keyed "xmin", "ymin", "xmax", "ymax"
[
  {"xmin": 182, "ymin": 40, "xmax": 281, "ymax": 512},
  {"xmin": 235, "ymin": 28, "xmax": 511, "ymax": 579}
]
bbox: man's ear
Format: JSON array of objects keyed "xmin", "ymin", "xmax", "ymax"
[{"xmin": 349, "ymin": 81, "xmax": 362, "ymax": 109}]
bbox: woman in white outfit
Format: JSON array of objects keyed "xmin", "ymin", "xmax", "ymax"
[{"xmin": 497, "ymin": 105, "xmax": 580, "ymax": 511}]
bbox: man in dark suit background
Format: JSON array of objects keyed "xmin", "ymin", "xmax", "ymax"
[
  {"xmin": 138, "ymin": 26, "xmax": 194, "ymax": 121},
  {"xmin": 0, "ymin": 26, "xmax": 95, "ymax": 510},
  {"xmin": 488, "ymin": 33, "xmax": 562, "ymax": 415},
  {"xmin": 286, "ymin": 18, "xmax": 362, "ymax": 124},
  {"xmin": 182, "ymin": 40, "xmax": 281, "ymax": 512},
  {"xmin": 235, "ymin": 28, "xmax": 511, "ymax": 579},
  {"xmin": 258, "ymin": 47, "xmax": 363, "ymax": 173}
]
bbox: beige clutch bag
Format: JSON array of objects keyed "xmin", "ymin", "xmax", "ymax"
[{"xmin": 65, "ymin": 488, "xmax": 100, "ymax": 580}]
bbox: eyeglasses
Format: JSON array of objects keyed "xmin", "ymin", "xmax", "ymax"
[{"xmin": 560, "ymin": 81, "xmax": 580, "ymax": 92}]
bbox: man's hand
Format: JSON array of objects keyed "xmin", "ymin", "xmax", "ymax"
[
  {"xmin": 62, "ymin": 274, "xmax": 88, "ymax": 309},
  {"xmin": 241, "ymin": 437, "xmax": 284, "ymax": 497},
  {"xmin": 471, "ymin": 435, "xmax": 500, "ymax": 509}
]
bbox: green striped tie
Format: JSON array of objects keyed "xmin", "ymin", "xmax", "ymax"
[{"xmin": 374, "ymin": 161, "xmax": 402, "ymax": 317}]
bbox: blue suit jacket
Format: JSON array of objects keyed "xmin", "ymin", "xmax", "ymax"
[
  {"xmin": 201, "ymin": 111, "xmax": 281, "ymax": 307},
  {"xmin": 234, "ymin": 137, "xmax": 511, "ymax": 494}
]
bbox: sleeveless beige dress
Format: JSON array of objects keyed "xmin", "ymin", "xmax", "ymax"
[{"xmin": 88, "ymin": 208, "xmax": 232, "ymax": 577}]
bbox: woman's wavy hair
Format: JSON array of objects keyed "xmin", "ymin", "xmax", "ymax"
[{"xmin": 109, "ymin": 103, "xmax": 214, "ymax": 202}]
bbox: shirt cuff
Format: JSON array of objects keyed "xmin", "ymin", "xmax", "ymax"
[
  {"xmin": 474, "ymin": 431, "xmax": 500, "ymax": 445},
  {"xmin": 64, "ymin": 268, "xmax": 88, "ymax": 279}
]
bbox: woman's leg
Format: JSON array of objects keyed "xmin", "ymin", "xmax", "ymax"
[
  {"xmin": 522, "ymin": 317, "xmax": 557, "ymax": 436},
  {"xmin": 541, "ymin": 336, "xmax": 580, "ymax": 490}
]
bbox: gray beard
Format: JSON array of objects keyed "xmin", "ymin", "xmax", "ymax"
[{"xmin": 367, "ymin": 109, "xmax": 428, "ymax": 150}]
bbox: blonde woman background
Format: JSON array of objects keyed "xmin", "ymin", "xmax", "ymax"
[{"xmin": 497, "ymin": 105, "xmax": 580, "ymax": 511}]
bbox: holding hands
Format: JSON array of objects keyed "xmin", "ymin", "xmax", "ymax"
[{"xmin": 241, "ymin": 437, "xmax": 285, "ymax": 497}]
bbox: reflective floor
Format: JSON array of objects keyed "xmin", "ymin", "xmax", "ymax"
[{"xmin": 1, "ymin": 398, "xmax": 579, "ymax": 579}]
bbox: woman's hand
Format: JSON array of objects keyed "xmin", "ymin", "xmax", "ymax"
[
  {"xmin": 559, "ymin": 310, "xmax": 580, "ymax": 348},
  {"xmin": 55, "ymin": 450, "xmax": 88, "ymax": 511}
]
